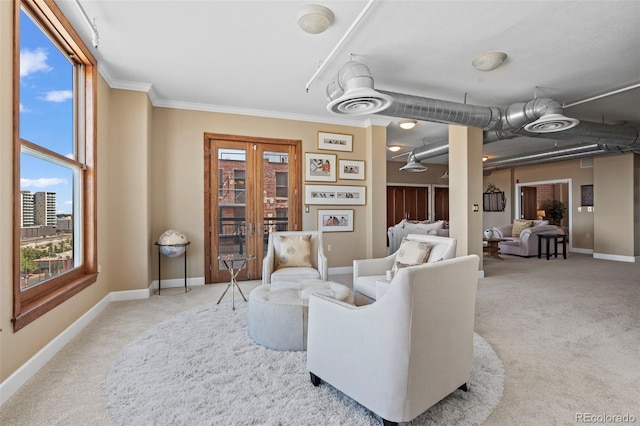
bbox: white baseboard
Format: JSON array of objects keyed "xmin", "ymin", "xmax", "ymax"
[
  {"xmin": 0, "ymin": 288, "xmax": 153, "ymax": 407},
  {"xmin": 0, "ymin": 292, "xmax": 112, "ymax": 406},
  {"xmin": 111, "ymin": 288, "xmax": 152, "ymax": 301},
  {"xmin": 593, "ymin": 252, "xmax": 637, "ymax": 263},
  {"xmin": 570, "ymin": 248, "xmax": 593, "ymax": 255},
  {"xmin": 329, "ymin": 266, "xmax": 353, "ymax": 275},
  {"xmin": 149, "ymin": 276, "xmax": 205, "ymax": 290}
]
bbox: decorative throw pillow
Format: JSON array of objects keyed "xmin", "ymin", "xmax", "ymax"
[
  {"xmin": 275, "ymin": 234, "xmax": 312, "ymax": 269},
  {"xmin": 415, "ymin": 220, "xmax": 445, "ymax": 232},
  {"xmin": 512, "ymin": 219, "xmax": 533, "ymax": 237},
  {"xmin": 392, "ymin": 239, "xmax": 434, "ymax": 273}
]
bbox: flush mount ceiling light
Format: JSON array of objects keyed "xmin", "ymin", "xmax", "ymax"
[
  {"xmin": 388, "ymin": 145, "xmax": 402, "ymax": 152},
  {"xmin": 483, "ymin": 155, "xmax": 489, "ymax": 162},
  {"xmin": 297, "ymin": 5, "xmax": 334, "ymax": 34},
  {"xmin": 398, "ymin": 119, "xmax": 417, "ymax": 130},
  {"xmin": 472, "ymin": 52, "xmax": 507, "ymax": 71}
]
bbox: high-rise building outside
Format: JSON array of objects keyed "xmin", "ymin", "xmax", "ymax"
[
  {"xmin": 34, "ymin": 191, "xmax": 57, "ymax": 226},
  {"xmin": 21, "ymin": 191, "xmax": 57, "ymax": 228},
  {"xmin": 20, "ymin": 191, "xmax": 35, "ymax": 227}
]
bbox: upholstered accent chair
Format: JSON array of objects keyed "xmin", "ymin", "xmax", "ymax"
[
  {"xmin": 262, "ymin": 231, "xmax": 328, "ymax": 285},
  {"xmin": 307, "ymin": 254, "xmax": 480, "ymax": 426},
  {"xmin": 352, "ymin": 234, "xmax": 457, "ymax": 305}
]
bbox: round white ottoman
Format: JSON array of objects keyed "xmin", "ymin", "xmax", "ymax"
[{"xmin": 248, "ymin": 279, "xmax": 352, "ymax": 351}]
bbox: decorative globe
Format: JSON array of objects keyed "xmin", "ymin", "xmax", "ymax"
[{"xmin": 157, "ymin": 230, "xmax": 188, "ymax": 257}]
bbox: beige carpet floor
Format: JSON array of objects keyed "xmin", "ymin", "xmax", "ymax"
[{"xmin": 1, "ymin": 253, "xmax": 639, "ymax": 425}]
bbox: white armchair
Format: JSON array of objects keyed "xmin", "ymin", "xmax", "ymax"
[
  {"xmin": 307, "ymin": 255, "xmax": 480, "ymax": 426},
  {"xmin": 353, "ymin": 234, "xmax": 457, "ymax": 305},
  {"xmin": 262, "ymin": 231, "xmax": 328, "ymax": 285}
]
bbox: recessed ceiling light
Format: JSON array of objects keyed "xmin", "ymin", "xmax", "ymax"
[
  {"xmin": 398, "ymin": 119, "xmax": 417, "ymax": 130},
  {"xmin": 472, "ymin": 52, "xmax": 507, "ymax": 71},
  {"xmin": 388, "ymin": 145, "xmax": 402, "ymax": 152},
  {"xmin": 296, "ymin": 5, "xmax": 334, "ymax": 34}
]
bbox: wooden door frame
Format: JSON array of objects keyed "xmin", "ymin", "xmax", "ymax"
[{"xmin": 204, "ymin": 133, "xmax": 302, "ymax": 284}]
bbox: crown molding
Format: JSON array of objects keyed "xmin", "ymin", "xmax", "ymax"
[{"xmin": 97, "ymin": 66, "xmax": 389, "ymax": 129}]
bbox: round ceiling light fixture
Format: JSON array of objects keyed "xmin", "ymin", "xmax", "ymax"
[
  {"xmin": 388, "ymin": 145, "xmax": 402, "ymax": 152},
  {"xmin": 297, "ymin": 5, "xmax": 334, "ymax": 34},
  {"xmin": 472, "ymin": 52, "xmax": 507, "ymax": 71},
  {"xmin": 398, "ymin": 119, "xmax": 417, "ymax": 130}
]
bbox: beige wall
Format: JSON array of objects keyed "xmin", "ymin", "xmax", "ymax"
[
  {"xmin": 108, "ymin": 90, "xmax": 153, "ymax": 291},
  {"xmin": 386, "ymin": 160, "xmax": 448, "ymax": 185},
  {"xmin": 448, "ymin": 126, "xmax": 484, "ymax": 260},
  {"xmin": 150, "ymin": 107, "xmax": 386, "ymax": 276},
  {"xmin": 594, "ymin": 154, "xmax": 635, "ymax": 257},
  {"xmin": 366, "ymin": 125, "xmax": 388, "ymax": 259}
]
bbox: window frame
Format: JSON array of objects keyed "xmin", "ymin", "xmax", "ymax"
[{"xmin": 13, "ymin": 0, "xmax": 98, "ymax": 331}]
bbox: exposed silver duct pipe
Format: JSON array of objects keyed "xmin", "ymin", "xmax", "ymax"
[
  {"xmin": 482, "ymin": 143, "xmax": 635, "ymax": 172},
  {"xmin": 483, "ymin": 146, "xmax": 623, "ymax": 173},
  {"xmin": 483, "ymin": 144, "xmax": 601, "ymax": 169},
  {"xmin": 326, "ymin": 61, "xmax": 640, "ymax": 168}
]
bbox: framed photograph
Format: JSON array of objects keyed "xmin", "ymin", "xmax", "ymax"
[
  {"xmin": 318, "ymin": 131, "xmax": 353, "ymax": 152},
  {"xmin": 581, "ymin": 184, "xmax": 594, "ymax": 206},
  {"xmin": 305, "ymin": 153, "xmax": 336, "ymax": 182},
  {"xmin": 318, "ymin": 209, "xmax": 354, "ymax": 232},
  {"xmin": 338, "ymin": 159, "xmax": 365, "ymax": 180},
  {"xmin": 305, "ymin": 185, "xmax": 366, "ymax": 205}
]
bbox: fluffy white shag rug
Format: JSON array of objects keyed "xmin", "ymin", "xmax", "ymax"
[{"xmin": 104, "ymin": 302, "xmax": 504, "ymax": 425}]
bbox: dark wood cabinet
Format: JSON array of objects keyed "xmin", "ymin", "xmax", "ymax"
[
  {"xmin": 433, "ymin": 187, "xmax": 449, "ymax": 221},
  {"xmin": 386, "ymin": 186, "xmax": 429, "ymax": 228}
]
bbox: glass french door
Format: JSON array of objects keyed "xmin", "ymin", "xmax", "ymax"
[{"xmin": 204, "ymin": 134, "xmax": 301, "ymax": 283}]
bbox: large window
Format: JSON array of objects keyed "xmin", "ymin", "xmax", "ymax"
[{"xmin": 14, "ymin": 0, "xmax": 97, "ymax": 331}]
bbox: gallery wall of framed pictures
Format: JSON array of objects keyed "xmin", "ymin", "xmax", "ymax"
[{"xmin": 302, "ymin": 132, "xmax": 365, "ymax": 231}]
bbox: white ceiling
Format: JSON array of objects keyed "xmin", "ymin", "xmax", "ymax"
[{"xmin": 56, "ymin": 0, "xmax": 640, "ymax": 164}]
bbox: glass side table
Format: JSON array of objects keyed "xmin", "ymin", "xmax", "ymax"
[{"xmin": 217, "ymin": 254, "xmax": 255, "ymax": 310}]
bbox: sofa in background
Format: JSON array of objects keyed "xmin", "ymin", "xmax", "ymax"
[
  {"xmin": 492, "ymin": 220, "xmax": 559, "ymax": 257},
  {"xmin": 387, "ymin": 219, "xmax": 449, "ymax": 255}
]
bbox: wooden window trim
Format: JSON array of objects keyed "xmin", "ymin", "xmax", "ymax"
[{"xmin": 13, "ymin": 0, "xmax": 98, "ymax": 331}]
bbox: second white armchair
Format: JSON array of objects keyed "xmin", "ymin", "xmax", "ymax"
[{"xmin": 353, "ymin": 234, "xmax": 457, "ymax": 305}]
